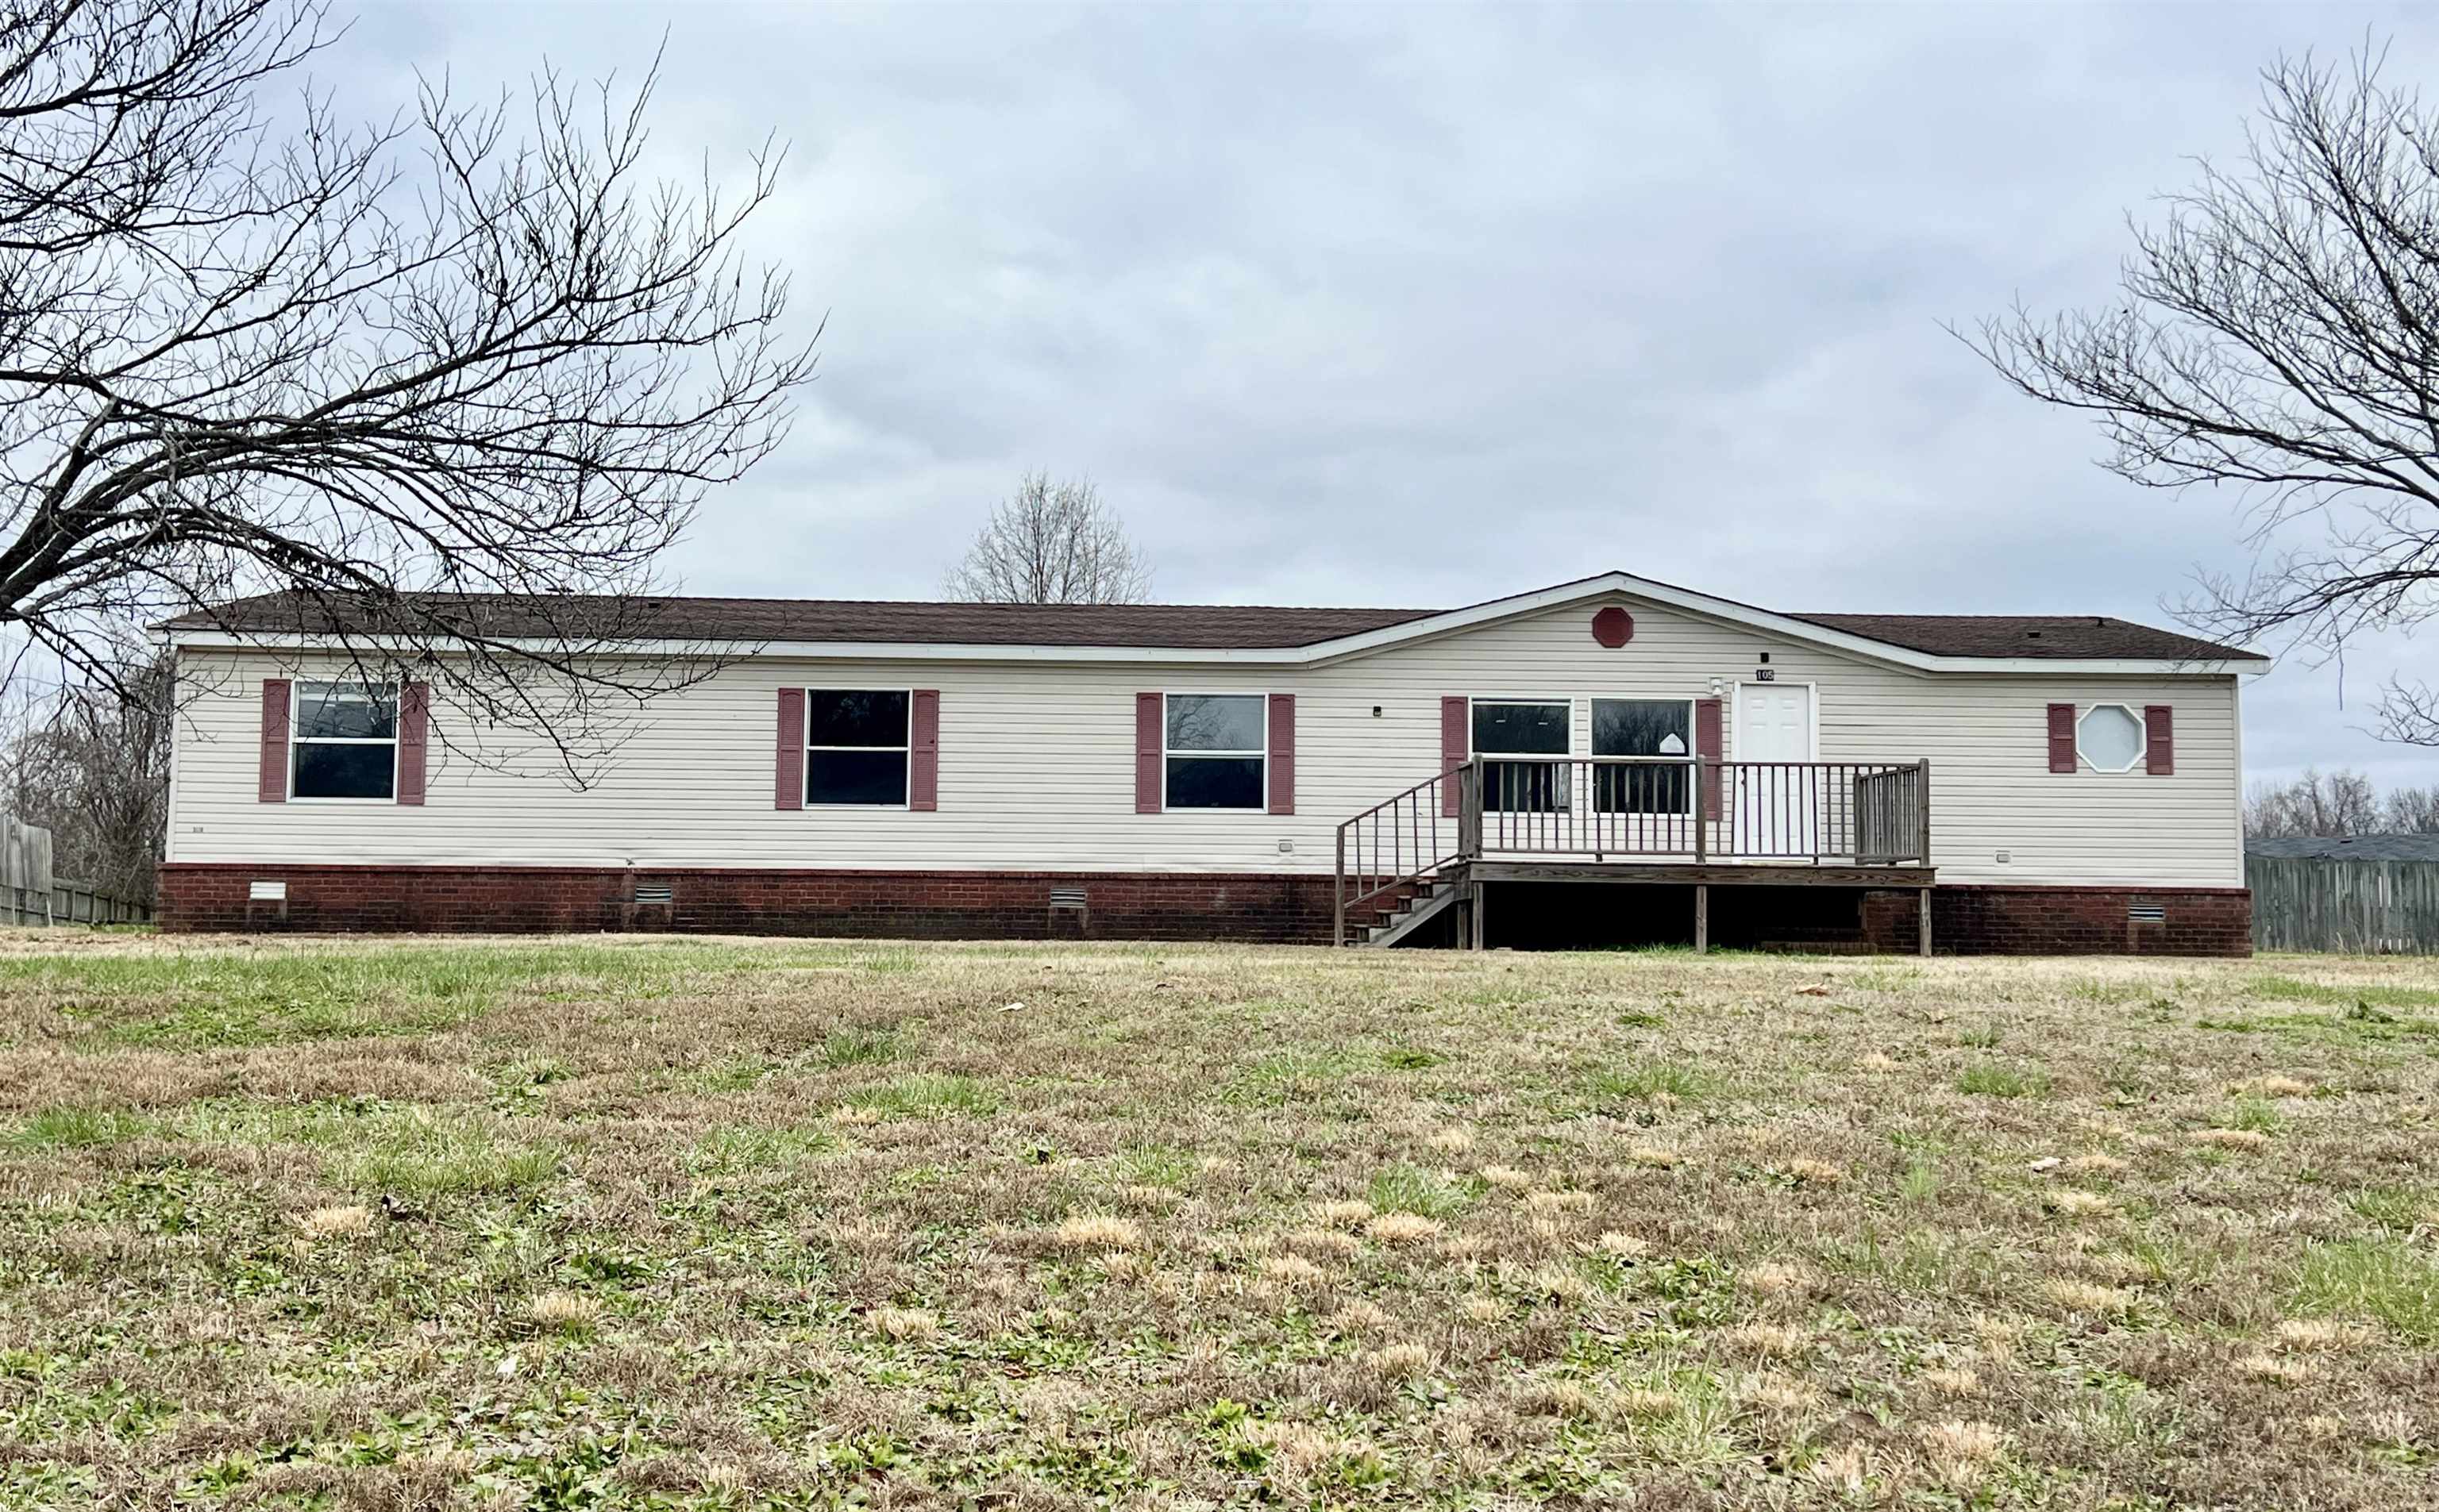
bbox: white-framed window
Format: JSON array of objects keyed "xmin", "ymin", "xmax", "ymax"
[
  {"xmin": 1164, "ymin": 692, "xmax": 1267, "ymax": 810},
  {"xmin": 290, "ymin": 682, "xmax": 399, "ymax": 801},
  {"xmin": 2077, "ymin": 702, "xmax": 2146, "ymax": 772},
  {"xmin": 1591, "ymin": 698, "xmax": 1693, "ymax": 814},
  {"xmin": 1473, "ymin": 698, "xmax": 1571, "ymax": 813},
  {"xmin": 805, "ymin": 690, "xmax": 911, "ymax": 806}
]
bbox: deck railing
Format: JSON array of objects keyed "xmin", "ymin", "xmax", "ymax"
[
  {"xmin": 1334, "ymin": 758, "xmax": 1931, "ymax": 945},
  {"xmin": 1333, "ymin": 764, "xmax": 1478, "ymax": 946}
]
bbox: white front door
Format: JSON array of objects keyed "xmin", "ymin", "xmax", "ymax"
[{"xmin": 1733, "ymin": 683, "xmax": 1816, "ymax": 856}]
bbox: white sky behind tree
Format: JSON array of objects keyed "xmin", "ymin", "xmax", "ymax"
[{"xmin": 322, "ymin": 1, "xmax": 2439, "ymax": 791}]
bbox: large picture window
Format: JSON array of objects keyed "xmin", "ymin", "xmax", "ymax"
[
  {"xmin": 291, "ymin": 682, "xmax": 398, "ymax": 800},
  {"xmin": 806, "ymin": 690, "xmax": 911, "ymax": 805},
  {"xmin": 1165, "ymin": 693, "xmax": 1266, "ymax": 810},
  {"xmin": 1592, "ymin": 698, "xmax": 1691, "ymax": 814},
  {"xmin": 1474, "ymin": 699, "xmax": 1570, "ymax": 812}
]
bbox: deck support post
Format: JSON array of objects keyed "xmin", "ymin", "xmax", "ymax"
[
  {"xmin": 1470, "ymin": 881, "xmax": 1487, "ymax": 951},
  {"xmin": 1917, "ymin": 886, "xmax": 1932, "ymax": 958},
  {"xmin": 1693, "ymin": 883, "xmax": 1709, "ymax": 954}
]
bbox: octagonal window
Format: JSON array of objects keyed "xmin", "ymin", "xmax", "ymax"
[{"xmin": 2076, "ymin": 703, "xmax": 2144, "ymax": 772}]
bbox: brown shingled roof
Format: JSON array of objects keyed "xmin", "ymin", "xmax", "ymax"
[
  {"xmin": 163, "ymin": 587, "xmax": 2265, "ymax": 662},
  {"xmin": 162, "ymin": 591, "xmax": 1437, "ymax": 649},
  {"xmin": 1787, "ymin": 613, "xmax": 2264, "ymax": 664}
]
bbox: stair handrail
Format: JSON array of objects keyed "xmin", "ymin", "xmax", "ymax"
[{"xmin": 1334, "ymin": 760, "xmax": 1478, "ymax": 947}]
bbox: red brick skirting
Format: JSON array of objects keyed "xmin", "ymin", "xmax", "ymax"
[
  {"xmin": 156, "ymin": 864, "xmax": 2250, "ymax": 956},
  {"xmin": 1861, "ymin": 884, "xmax": 2251, "ymax": 956},
  {"xmin": 154, "ymin": 864, "xmax": 1355, "ymax": 944}
]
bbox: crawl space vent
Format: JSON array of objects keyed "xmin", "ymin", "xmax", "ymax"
[
  {"xmin": 634, "ymin": 883, "xmax": 674, "ymax": 906},
  {"xmin": 2127, "ymin": 903, "xmax": 2166, "ymax": 924}
]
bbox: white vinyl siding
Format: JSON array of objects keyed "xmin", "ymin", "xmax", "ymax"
[{"xmin": 165, "ymin": 595, "xmax": 2245, "ymax": 887}]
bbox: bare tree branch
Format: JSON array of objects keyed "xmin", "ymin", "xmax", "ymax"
[
  {"xmin": 1967, "ymin": 44, "xmax": 2439, "ymax": 744},
  {"xmin": 0, "ymin": 0, "xmax": 819, "ymax": 778},
  {"xmin": 943, "ymin": 472, "xmax": 1152, "ymax": 606},
  {"xmin": 0, "ymin": 641, "xmax": 168, "ymax": 901}
]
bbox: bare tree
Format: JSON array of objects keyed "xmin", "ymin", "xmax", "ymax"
[
  {"xmin": 0, "ymin": 649, "xmax": 170, "ymax": 902},
  {"xmin": 1971, "ymin": 47, "xmax": 2439, "ymax": 745},
  {"xmin": 2244, "ymin": 767, "xmax": 2386, "ymax": 837},
  {"xmin": 0, "ymin": 1, "xmax": 817, "ymax": 774},
  {"xmin": 944, "ymin": 473, "xmax": 1151, "ymax": 605},
  {"xmin": 2387, "ymin": 783, "xmax": 2439, "ymax": 833}
]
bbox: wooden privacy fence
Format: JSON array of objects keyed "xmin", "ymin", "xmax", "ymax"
[
  {"xmin": 0, "ymin": 813, "xmax": 152, "ymax": 927},
  {"xmin": 2247, "ymin": 855, "xmax": 2439, "ymax": 955}
]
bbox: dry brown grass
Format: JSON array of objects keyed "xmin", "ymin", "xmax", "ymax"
[{"xmin": 0, "ymin": 932, "xmax": 2434, "ymax": 1508}]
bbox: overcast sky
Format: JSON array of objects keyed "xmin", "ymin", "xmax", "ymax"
[{"xmin": 351, "ymin": 2, "xmax": 2439, "ymax": 791}]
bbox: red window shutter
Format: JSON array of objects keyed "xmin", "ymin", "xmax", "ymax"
[
  {"xmin": 2144, "ymin": 705, "xmax": 2174, "ymax": 775},
  {"xmin": 2047, "ymin": 702, "xmax": 2078, "ymax": 773},
  {"xmin": 397, "ymin": 682, "xmax": 430, "ymax": 806},
  {"xmin": 775, "ymin": 688, "xmax": 804, "ymax": 810},
  {"xmin": 910, "ymin": 689, "xmax": 940, "ymax": 810},
  {"xmin": 1267, "ymin": 693, "xmax": 1296, "ymax": 815},
  {"xmin": 1441, "ymin": 696, "xmax": 1469, "ymax": 818},
  {"xmin": 1694, "ymin": 697, "xmax": 1724, "ymax": 821},
  {"xmin": 1135, "ymin": 692, "xmax": 1164, "ymax": 813},
  {"xmin": 258, "ymin": 679, "xmax": 291, "ymax": 803}
]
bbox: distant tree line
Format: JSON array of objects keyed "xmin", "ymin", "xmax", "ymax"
[
  {"xmin": 2244, "ymin": 769, "xmax": 2439, "ymax": 839},
  {"xmin": 0, "ymin": 650, "xmax": 170, "ymax": 903}
]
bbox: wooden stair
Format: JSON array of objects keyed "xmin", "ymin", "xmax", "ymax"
[{"xmin": 1364, "ymin": 879, "xmax": 1462, "ymax": 948}]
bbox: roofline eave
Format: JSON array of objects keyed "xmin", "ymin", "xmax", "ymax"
[{"xmin": 157, "ymin": 570, "xmax": 2269, "ymax": 675}]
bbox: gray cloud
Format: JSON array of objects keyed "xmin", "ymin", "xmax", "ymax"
[{"xmin": 352, "ymin": 1, "xmax": 2437, "ymax": 789}]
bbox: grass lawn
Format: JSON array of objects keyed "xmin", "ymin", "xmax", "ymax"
[{"xmin": 3, "ymin": 934, "xmax": 2439, "ymax": 1508}]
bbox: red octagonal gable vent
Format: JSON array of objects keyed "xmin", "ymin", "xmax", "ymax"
[{"xmin": 1591, "ymin": 606, "xmax": 1634, "ymax": 648}]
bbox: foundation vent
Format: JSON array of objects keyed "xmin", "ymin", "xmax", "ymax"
[
  {"xmin": 2128, "ymin": 902, "xmax": 2166, "ymax": 924},
  {"xmin": 1047, "ymin": 886, "xmax": 1089, "ymax": 936},
  {"xmin": 634, "ymin": 882, "xmax": 674, "ymax": 906}
]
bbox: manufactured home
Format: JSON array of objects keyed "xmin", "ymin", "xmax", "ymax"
[{"xmin": 156, "ymin": 571, "xmax": 2265, "ymax": 953}]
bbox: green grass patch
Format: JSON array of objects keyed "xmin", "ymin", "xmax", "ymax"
[
  {"xmin": 7, "ymin": 1106, "xmax": 153, "ymax": 1148},
  {"xmin": 2348, "ymin": 1185, "xmax": 2438, "ymax": 1233},
  {"xmin": 2295, "ymin": 1237, "xmax": 2439, "ymax": 1344},
  {"xmin": 3, "ymin": 943, "xmax": 734, "ymax": 1048},
  {"xmin": 840, "ymin": 1072, "xmax": 998, "ymax": 1119},
  {"xmin": 1111, "ymin": 1143, "xmax": 1198, "ymax": 1189},
  {"xmin": 1226, "ymin": 1049, "xmax": 1357, "ymax": 1104},
  {"xmin": 819, "ymin": 1025, "xmax": 905, "ymax": 1068},
  {"xmin": 1582, "ymin": 1060, "xmax": 1713, "ymax": 1109},
  {"xmin": 1956, "ymin": 1064, "xmax": 2048, "ymax": 1098},
  {"xmin": 688, "ymin": 1125, "xmax": 840, "ymax": 1174},
  {"xmin": 1366, "ymin": 1162, "xmax": 1473, "ymax": 1218},
  {"xmin": 2198, "ymin": 1005, "xmax": 2439, "ymax": 1043},
  {"xmin": 332, "ymin": 1110, "xmax": 561, "ymax": 1197},
  {"xmin": 2248, "ymin": 975, "xmax": 2439, "ymax": 1010}
]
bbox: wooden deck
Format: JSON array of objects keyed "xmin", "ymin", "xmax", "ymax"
[
  {"xmin": 1335, "ymin": 757, "xmax": 1936, "ymax": 952},
  {"xmin": 1462, "ymin": 860, "xmax": 1937, "ymax": 888}
]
